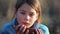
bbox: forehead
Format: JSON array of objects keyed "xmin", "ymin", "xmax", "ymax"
[{"xmin": 17, "ymin": 3, "xmax": 36, "ymax": 13}]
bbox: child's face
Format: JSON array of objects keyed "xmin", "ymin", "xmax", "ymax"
[{"xmin": 16, "ymin": 3, "xmax": 38, "ymax": 28}]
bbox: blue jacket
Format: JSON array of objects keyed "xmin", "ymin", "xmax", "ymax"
[{"xmin": 2, "ymin": 19, "xmax": 50, "ymax": 34}]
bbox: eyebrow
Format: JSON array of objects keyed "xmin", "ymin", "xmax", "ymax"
[
  {"xmin": 19, "ymin": 10, "xmax": 26, "ymax": 12},
  {"xmin": 19, "ymin": 9, "xmax": 34, "ymax": 13}
]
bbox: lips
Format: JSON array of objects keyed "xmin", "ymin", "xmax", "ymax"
[{"xmin": 23, "ymin": 22, "xmax": 30, "ymax": 25}]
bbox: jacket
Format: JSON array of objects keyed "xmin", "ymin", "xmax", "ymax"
[{"xmin": 2, "ymin": 19, "xmax": 50, "ymax": 34}]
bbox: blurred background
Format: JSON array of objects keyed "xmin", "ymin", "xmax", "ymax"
[{"xmin": 0, "ymin": 0, "xmax": 60, "ymax": 34}]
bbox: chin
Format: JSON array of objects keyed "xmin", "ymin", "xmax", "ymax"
[
  {"xmin": 25, "ymin": 25, "xmax": 30, "ymax": 28},
  {"xmin": 26, "ymin": 25, "xmax": 32, "ymax": 28}
]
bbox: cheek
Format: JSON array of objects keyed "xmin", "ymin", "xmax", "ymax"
[
  {"xmin": 16, "ymin": 14, "xmax": 24, "ymax": 23},
  {"xmin": 30, "ymin": 16, "xmax": 37, "ymax": 23}
]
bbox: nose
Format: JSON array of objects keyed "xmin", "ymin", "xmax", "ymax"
[{"xmin": 24, "ymin": 14, "xmax": 30, "ymax": 21}]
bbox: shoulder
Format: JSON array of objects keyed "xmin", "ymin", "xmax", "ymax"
[
  {"xmin": 2, "ymin": 21, "xmax": 16, "ymax": 34},
  {"xmin": 39, "ymin": 24, "xmax": 49, "ymax": 30},
  {"xmin": 2, "ymin": 22, "xmax": 14, "ymax": 32},
  {"xmin": 38, "ymin": 24, "xmax": 50, "ymax": 34}
]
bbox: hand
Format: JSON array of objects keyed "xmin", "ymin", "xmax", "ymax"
[
  {"xmin": 36, "ymin": 29, "xmax": 43, "ymax": 34},
  {"xmin": 14, "ymin": 25, "xmax": 43, "ymax": 34},
  {"xmin": 25, "ymin": 28, "xmax": 43, "ymax": 34},
  {"xmin": 14, "ymin": 25, "xmax": 27, "ymax": 34},
  {"xmin": 31, "ymin": 28, "xmax": 43, "ymax": 34}
]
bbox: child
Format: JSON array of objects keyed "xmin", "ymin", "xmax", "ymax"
[{"xmin": 2, "ymin": 0, "xmax": 50, "ymax": 34}]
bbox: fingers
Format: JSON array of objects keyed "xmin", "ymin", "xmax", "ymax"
[
  {"xmin": 22, "ymin": 25, "xmax": 26, "ymax": 32},
  {"xmin": 29, "ymin": 28, "xmax": 43, "ymax": 34},
  {"xmin": 34, "ymin": 29, "xmax": 39, "ymax": 34},
  {"xmin": 19, "ymin": 25, "xmax": 26, "ymax": 32},
  {"xmin": 14, "ymin": 25, "xmax": 21, "ymax": 34},
  {"xmin": 14, "ymin": 25, "xmax": 27, "ymax": 34},
  {"xmin": 31, "ymin": 28, "xmax": 39, "ymax": 34},
  {"xmin": 25, "ymin": 29, "xmax": 29, "ymax": 34},
  {"xmin": 27, "ymin": 28, "xmax": 36, "ymax": 34},
  {"xmin": 14, "ymin": 25, "xmax": 20, "ymax": 31},
  {"xmin": 14, "ymin": 25, "xmax": 43, "ymax": 34},
  {"xmin": 37, "ymin": 29, "xmax": 43, "ymax": 34},
  {"xmin": 32, "ymin": 32, "xmax": 34, "ymax": 34}
]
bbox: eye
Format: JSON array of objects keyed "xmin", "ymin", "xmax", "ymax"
[
  {"xmin": 20, "ymin": 12, "xmax": 25, "ymax": 15},
  {"xmin": 29, "ymin": 13, "xmax": 34, "ymax": 17}
]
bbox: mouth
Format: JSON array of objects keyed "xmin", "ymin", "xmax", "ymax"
[{"xmin": 23, "ymin": 22, "xmax": 30, "ymax": 25}]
